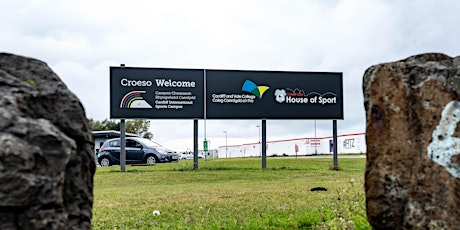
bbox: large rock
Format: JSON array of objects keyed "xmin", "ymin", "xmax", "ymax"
[
  {"xmin": 363, "ymin": 53, "xmax": 460, "ymax": 229},
  {"xmin": 0, "ymin": 53, "xmax": 95, "ymax": 229}
]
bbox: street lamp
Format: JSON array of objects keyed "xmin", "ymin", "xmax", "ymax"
[
  {"xmin": 223, "ymin": 131, "xmax": 228, "ymax": 158},
  {"xmin": 256, "ymin": 125, "xmax": 261, "ymax": 156}
]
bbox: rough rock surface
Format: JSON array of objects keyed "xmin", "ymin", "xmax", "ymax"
[
  {"xmin": 0, "ymin": 53, "xmax": 95, "ymax": 229},
  {"xmin": 363, "ymin": 53, "xmax": 460, "ymax": 229}
]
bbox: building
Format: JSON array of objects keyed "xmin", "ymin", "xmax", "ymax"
[{"xmin": 217, "ymin": 133, "xmax": 366, "ymax": 158}]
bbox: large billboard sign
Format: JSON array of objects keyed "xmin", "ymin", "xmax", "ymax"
[
  {"xmin": 206, "ymin": 70, "xmax": 343, "ymax": 119},
  {"xmin": 110, "ymin": 67, "xmax": 343, "ymax": 120},
  {"xmin": 110, "ymin": 67, "xmax": 204, "ymax": 119}
]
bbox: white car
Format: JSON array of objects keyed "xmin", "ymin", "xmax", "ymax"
[{"xmin": 179, "ymin": 151, "xmax": 204, "ymax": 160}]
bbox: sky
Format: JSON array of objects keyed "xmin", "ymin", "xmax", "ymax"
[{"xmin": 1, "ymin": 0, "xmax": 460, "ymax": 151}]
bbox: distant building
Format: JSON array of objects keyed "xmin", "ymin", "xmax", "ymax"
[
  {"xmin": 92, "ymin": 130, "xmax": 138, "ymax": 153},
  {"xmin": 217, "ymin": 133, "xmax": 366, "ymax": 158}
]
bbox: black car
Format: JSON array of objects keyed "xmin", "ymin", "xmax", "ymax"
[{"xmin": 97, "ymin": 137, "xmax": 179, "ymax": 166}]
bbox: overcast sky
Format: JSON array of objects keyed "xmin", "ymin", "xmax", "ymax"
[{"xmin": 2, "ymin": 0, "xmax": 459, "ymax": 151}]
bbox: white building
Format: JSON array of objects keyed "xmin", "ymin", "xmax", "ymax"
[{"xmin": 217, "ymin": 133, "xmax": 366, "ymax": 158}]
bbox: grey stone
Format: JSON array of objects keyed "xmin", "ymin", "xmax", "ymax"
[
  {"xmin": 0, "ymin": 53, "xmax": 95, "ymax": 229},
  {"xmin": 363, "ymin": 53, "xmax": 460, "ymax": 229}
]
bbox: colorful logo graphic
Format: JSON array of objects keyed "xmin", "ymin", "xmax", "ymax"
[
  {"xmin": 241, "ymin": 80, "xmax": 270, "ymax": 99},
  {"xmin": 120, "ymin": 91, "xmax": 152, "ymax": 108}
]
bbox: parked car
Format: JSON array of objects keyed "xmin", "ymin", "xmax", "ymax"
[
  {"xmin": 97, "ymin": 137, "xmax": 179, "ymax": 166},
  {"xmin": 179, "ymin": 151, "xmax": 204, "ymax": 160}
]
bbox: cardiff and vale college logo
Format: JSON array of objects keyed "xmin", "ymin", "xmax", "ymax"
[{"xmin": 241, "ymin": 80, "xmax": 270, "ymax": 99}]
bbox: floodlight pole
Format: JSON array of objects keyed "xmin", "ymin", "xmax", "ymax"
[
  {"xmin": 314, "ymin": 120, "xmax": 318, "ymax": 155},
  {"xmin": 223, "ymin": 131, "xmax": 227, "ymax": 158},
  {"xmin": 256, "ymin": 124, "xmax": 261, "ymax": 156}
]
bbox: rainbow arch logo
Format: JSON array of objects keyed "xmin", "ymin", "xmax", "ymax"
[
  {"xmin": 241, "ymin": 80, "xmax": 270, "ymax": 99},
  {"xmin": 120, "ymin": 91, "xmax": 152, "ymax": 109}
]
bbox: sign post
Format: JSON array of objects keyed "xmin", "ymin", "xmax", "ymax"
[
  {"xmin": 262, "ymin": 119, "xmax": 267, "ymax": 169},
  {"xmin": 119, "ymin": 64, "xmax": 126, "ymax": 172},
  {"xmin": 194, "ymin": 119, "xmax": 198, "ymax": 170},
  {"xmin": 333, "ymin": 120, "xmax": 338, "ymax": 170},
  {"xmin": 120, "ymin": 119, "xmax": 126, "ymax": 172}
]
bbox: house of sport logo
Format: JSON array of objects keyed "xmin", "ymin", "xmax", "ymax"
[{"xmin": 274, "ymin": 88, "xmax": 337, "ymax": 105}]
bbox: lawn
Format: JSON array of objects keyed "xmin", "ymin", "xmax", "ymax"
[{"xmin": 92, "ymin": 157, "xmax": 370, "ymax": 229}]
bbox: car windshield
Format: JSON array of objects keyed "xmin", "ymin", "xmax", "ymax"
[{"xmin": 136, "ymin": 138, "xmax": 161, "ymax": 147}]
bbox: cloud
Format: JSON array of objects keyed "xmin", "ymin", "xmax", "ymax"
[{"xmin": 2, "ymin": 0, "xmax": 460, "ymax": 151}]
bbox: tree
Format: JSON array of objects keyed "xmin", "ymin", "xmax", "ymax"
[
  {"xmin": 89, "ymin": 118, "xmax": 120, "ymax": 131},
  {"xmin": 125, "ymin": 119, "xmax": 153, "ymax": 139},
  {"xmin": 89, "ymin": 118, "xmax": 153, "ymax": 139}
]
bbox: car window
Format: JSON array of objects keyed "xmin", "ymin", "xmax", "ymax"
[
  {"xmin": 137, "ymin": 138, "xmax": 161, "ymax": 147},
  {"xmin": 109, "ymin": 140, "xmax": 120, "ymax": 147},
  {"xmin": 126, "ymin": 139, "xmax": 138, "ymax": 148}
]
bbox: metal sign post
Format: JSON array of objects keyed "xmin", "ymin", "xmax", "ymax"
[
  {"xmin": 262, "ymin": 119, "xmax": 267, "ymax": 169},
  {"xmin": 333, "ymin": 120, "xmax": 338, "ymax": 170},
  {"xmin": 193, "ymin": 119, "xmax": 199, "ymax": 170},
  {"xmin": 120, "ymin": 119, "xmax": 126, "ymax": 172},
  {"xmin": 119, "ymin": 64, "xmax": 127, "ymax": 172}
]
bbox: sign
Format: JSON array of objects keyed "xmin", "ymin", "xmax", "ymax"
[
  {"xmin": 343, "ymin": 138, "xmax": 355, "ymax": 149},
  {"xmin": 110, "ymin": 67, "xmax": 204, "ymax": 119},
  {"xmin": 206, "ymin": 70, "xmax": 343, "ymax": 119},
  {"xmin": 306, "ymin": 139, "xmax": 321, "ymax": 147},
  {"xmin": 203, "ymin": 140, "xmax": 208, "ymax": 152},
  {"xmin": 110, "ymin": 67, "xmax": 343, "ymax": 120}
]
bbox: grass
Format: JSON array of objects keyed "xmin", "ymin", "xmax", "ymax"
[{"xmin": 92, "ymin": 157, "xmax": 370, "ymax": 229}]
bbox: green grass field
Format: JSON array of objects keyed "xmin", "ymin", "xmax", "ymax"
[{"xmin": 92, "ymin": 157, "xmax": 370, "ymax": 229}]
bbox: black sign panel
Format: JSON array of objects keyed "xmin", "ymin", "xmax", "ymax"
[
  {"xmin": 110, "ymin": 67, "xmax": 204, "ymax": 119},
  {"xmin": 206, "ymin": 70, "xmax": 343, "ymax": 119}
]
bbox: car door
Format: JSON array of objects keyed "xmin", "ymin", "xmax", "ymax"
[
  {"xmin": 126, "ymin": 139, "xmax": 144, "ymax": 164},
  {"xmin": 108, "ymin": 139, "xmax": 121, "ymax": 163}
]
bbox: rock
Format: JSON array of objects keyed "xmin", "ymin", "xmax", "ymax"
[
  {"xmin": 0, "ymin": 53, "xmax": 95, "ymax": 229},
  {"xmin": 363, "ymin": 53, "xmax": 460, "ymax": 229}
]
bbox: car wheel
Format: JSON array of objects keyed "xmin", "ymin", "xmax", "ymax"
[
  {"xmin": 99, "ymin": 157, "xmax": 111, "ymax": 167},
  {"xmin": 146, "ymin": 155, "xmax": 156, "ymax": 165}
]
